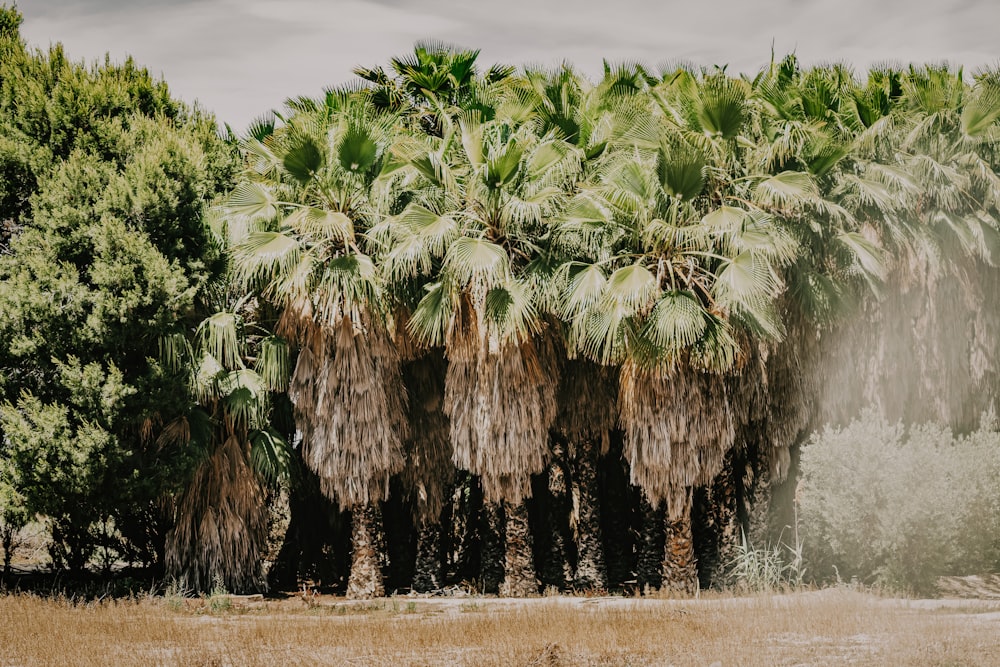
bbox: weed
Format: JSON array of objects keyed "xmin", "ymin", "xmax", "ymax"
[{"xmin": 206, "ymin": 576, "xmax": 231, "ymax": 613}]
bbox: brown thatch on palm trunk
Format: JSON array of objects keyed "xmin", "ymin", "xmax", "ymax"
[
  {"xmin": 619, "ymin": 360, "xmax": 734, "ymax": 518},
  {"xmin": 285, "ymin": 312, "xmax": 408, "ymax": 508},
  {"xmin": 165, "ymin": 432, "xmax": 269, "ymax": 593},
  {"xmin": 279, "ymin": 301, "xmax": 408, "ymax": 599},
  {"xmin": 437, "ymin": 284, "xmax": 559, "ymax": 596},
  {"xmin": 443, "ymin": 298, "xmax": 557, "ymax": 504},
  {"xmin": 735, "ymin": 319, "xmax": 820, "ymax": 547},
  {"xmin": 761, "ymin": 320, "xmax": 819, "ymax": 481},
  {"xmin": 400, "ymin": 350, "xmax": 453, "ymax": 526}
]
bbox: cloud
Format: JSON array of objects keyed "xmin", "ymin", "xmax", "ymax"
[{"xmin": 17, "ymin": 0, "xmax": 1000, "ymax": 130}]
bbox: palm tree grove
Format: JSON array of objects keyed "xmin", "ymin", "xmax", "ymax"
[{"xmin": 2, "ymin": 4, "xmax": 1000, "ymax": 619}]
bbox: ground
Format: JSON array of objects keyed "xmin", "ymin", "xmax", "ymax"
[{"xmin": 0, "ymin": 588, "xmax": 997, "ymax": 666}]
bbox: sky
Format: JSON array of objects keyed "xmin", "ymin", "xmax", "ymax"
[{"xmin": 17, "ymin": 0, "xmax": 1000, "ymax": 130}]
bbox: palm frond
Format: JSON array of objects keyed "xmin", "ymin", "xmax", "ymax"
[
  {"xmin": 754, "ymin": 170, "xmax": 819, "ymax": 208},
  {"xmin": 409, "ymin": 282, "xmax": 454, "ymax": 347},
  {"xmin": 603, "ymin": 263, "xmax": 658, "ymax": 312},
  {"xmin": 249, "ymin": 428, "xmax": 292, "ymax": 487},
  {"xmin": 484, "ymin": 279, "xmax": 538, "ymax": 341},
  {"xmin": 642, "ymin": 290, "xmax": 708, "ymax": 350},
  {"xmin": 444, "ymin": 237, "xmax": 510, "ymax": 288},
  {"xmin": 254, "ymin": 336, "xmax": 290, "ymax": 392},
  {"xmin": 197, "ymin": 312, "xmax": 243, "ymax": 371},
  {"xmin": 224, "ymin": 182, "xmax": 279, "ymax": 225},
  {"xmin": 232, "ymin": 231, "xmax": 302, "ymax": 291},
  {"xmin": 282, "ymin": 136, "xmax": 324, "ymax": 183}
]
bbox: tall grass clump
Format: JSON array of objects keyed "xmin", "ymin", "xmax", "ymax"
[
  {"xmin": 798, "ymin": 411, "xmax": 1000, "ymax": 595},
  {"xmin": 724, "ymin": 533, "xmax": 806, "ymax": 593}
]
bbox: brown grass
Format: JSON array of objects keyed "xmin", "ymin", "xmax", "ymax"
[{"xmin": 0, "ymin": 589, "xmax": 997, "ymax": 666}]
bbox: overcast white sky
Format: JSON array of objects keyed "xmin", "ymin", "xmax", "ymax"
[{"xmin": 18, "ymin": 0, "xmax": 1000, "ymax": 131}]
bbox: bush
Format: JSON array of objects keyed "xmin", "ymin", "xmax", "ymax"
[{"xmin": 798, "ymin": 411, "xmax": 1000, "ymax": 595}]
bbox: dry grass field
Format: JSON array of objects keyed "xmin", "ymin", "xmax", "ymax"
[{"xmin": 0, "ymin": 588, "xmax": 997, "ymax": 666}]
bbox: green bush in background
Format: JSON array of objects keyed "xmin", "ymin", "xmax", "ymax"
[{"xmin": 798, "ymin": 411, "xmax": 1000, "ymax": 594}]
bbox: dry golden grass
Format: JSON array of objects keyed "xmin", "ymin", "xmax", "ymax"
[{"xmin": 0, "ymin": 589, "xmax": 997, "ymax": 666}]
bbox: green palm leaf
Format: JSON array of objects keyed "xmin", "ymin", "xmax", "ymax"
[
  {"xmin": 197, "ymin": 312, "xmax": 242, "ymax": 371},
  {"xmin": 283, "ymin": 207, "xmax": 354, "ymax": 245},
  {"xmin": 561, "ymin": 263, "xmax": 607, "ymax": 317},
  {"xmin": 702, "ymin": 205, "xmax": 747, "ymax": 232},
  {"xmin": 232, "ymin": 231, "xmax": 302, "ymax": 288},
  {"xmin": 282, "ymin": 136, "xmax": 324, "ymax": 183},
  {"xmin": 604, "ymin": 263, "xmax": 658, "ymax": 312},
  {"xmin": 193, "ymin": 352, "xmax": 225, "ymax": 404},
  {"xmin": 484, "ymin": 280, "xmax": 537, "ymax": 340},
  {"xmin": 642, "ymin": 290, "xmax": 708, "ymax": 349},
  {"xmin": 658, "ymin": 145, "xmax": 706, "ymax": 200},
  {"xmin": 962, "ymin": 81, "xmax": 1000, "ymax": 137},
  {"xmin": 221, "ymin": 369, "xmax": 268, "ymax": 430},
  {"xmin": 254, "ymin": 336, "xmax": 290, "ymax": 392},
  {"xmin": 224, "ymin": 182, "xmax": 278, "ymax": 223},
  {"xmin": 249, "ymin": 428, "xmax": 292, "ymax": 486},
  {"xmin": 696, "ymin": 75, "xmax": 748, "ymax": 139},
  {"xmin": 754, "ymin": 171, "xmax": 819, "ymax": 207},
  {"xmin": 444, "ymin": 237, "xmax": 510, "ymax": 287},
  {"xmin": 713, "ymin": 252, "xmax": 780, "ymax": 331},
  {"xmin": 337, "ymin": 125, "xmax": 378, "ymax": 173},
  {"xmin": 484, "ymin": 142, "xmax": 524, "ymax": 189},
  {"xmin": 396, "ymin": 204, "xmax": 458, "ymax": 256},
  {"xmin": 159, "ymin": 331, "xmax": 192, "ymax": 374},
  {"xmin": 837, "ymin": 231, "xmax": 886, "ymax": 281},
  {"xmin": 409, "ymin": 282, "xmax": 453, "ymax": 346}
]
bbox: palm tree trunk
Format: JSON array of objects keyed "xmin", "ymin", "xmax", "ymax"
[
  {"xmin": 411, "ymin": 522, "xmax": 442, "ymax": 592},
  {"xmin": 262, "ymin": 487, "xmax": 291, "ymax": 584},
  {"xmin": 573, "ymin": 437, "xmax": 607, "ymax": 590},
  {"xmin": 346, "ymin": 503, "xmax": 386, "ymax": 599},
  {"xmin": 602, "ymin": 442, "xmax": 634, "ymax": 590},
  {"xmin": 479, "ymin": 501, "xmax": 504, "ymax": 594},
  {"xmin": 747, "ymin": 455, "xmax": 773, "ymax": 548},
  {"xmin": 698, "ymin": 453, "xmax": 742, "ymax": 589},
  {"xmin": 539, "ymin": 450, "xmax": 573, "ymax": 590},
  {"xmin": 501, "ymin": 501, "xmax": 539, "ymax": 597},
  {"xmin": 636, "ymin": 494, "xmax": 664, "ymax": 592},
  {"xmin": 662, "ymin": 487, "xmax": 698, "ymax": 595}
]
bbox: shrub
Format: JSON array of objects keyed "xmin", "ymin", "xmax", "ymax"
[{"xmin": 798, "ymin": 411, "xmax": 1000, "ymax": 595}]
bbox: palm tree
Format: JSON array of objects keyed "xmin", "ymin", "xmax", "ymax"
[
  {"xmin": 381, "ymin": 96, "xmax": 582, "ymax": 594},
  {"xmin": 223, "ymin": 94, "xmax": 408, "ymax": 598},
  {"xmin": 828, "ymin": 65, "xmax": 1000, "ymax": 429},
  {"xmin": 556, "ymin": 67, "xmax": 810, "ymax": 592},
  {"xmin": 160, "ymin": 305, "xmax": 292, "ymax": 593},
  {"xmin": 355, "ymin": 42, "xmax": 512, "ymax": 135},
  {"xmin": 517, "ymin": 65, "xmax": 656, "ymax": 591}
]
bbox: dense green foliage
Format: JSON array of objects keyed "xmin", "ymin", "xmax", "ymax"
[
  {"xmin": 2, "ymin": 8, "xmax": 1000, "ymax": 596},
  {"xmin": 0, "ymin": 7, "xmax": 235, "ymax": 570}
]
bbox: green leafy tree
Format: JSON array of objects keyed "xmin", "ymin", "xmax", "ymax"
[{"xmin": 0, "ymin": 7, "xmax": 235, "ymax": 571}]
